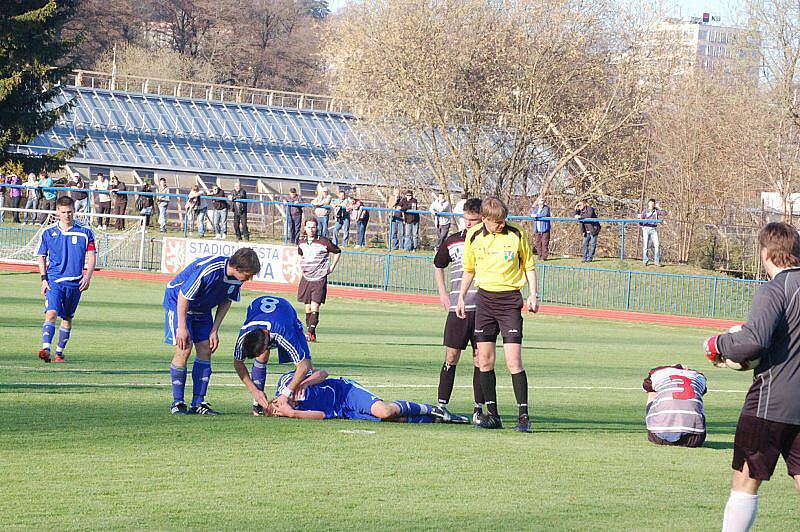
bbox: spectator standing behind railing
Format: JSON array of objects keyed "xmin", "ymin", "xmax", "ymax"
[
  {"xmin": 352, "ymin": 198, "xmax": 370, "ymax": 248},
  {"xmin": 0, "ymin": 171, "xmax": 6, "ymax": 223},
  {"xmin": 640, "ymin": 198, "xmax": 665, "ymax": 267},
  {"xmin": 4, "ymin": 172, "xmax": 23, "ymax": 223},
  {"xmin": 312, "ymin": 183, "xmax": 331, "ymax": 238},
  {"xmin": 399, "ymin": 189, "xmax": 419, "ymax": 252},
  {"xmin": 210, "ymin": 185, "xmax": 229, "ymax": 240},
  {"xmin": 91, "ymin": 172, "xmax": 111, "ymax": 229},
  {"xmin": 531, "ymin": 197, "xmax": 551, "ymax": 261},
  {"xmin": 387, "ymin": 187, "xmax": 404, "ymax": 250},
  {"xmin": 430, "ymin": 191, "xmax": 451, "ymax": 250},
  {"xmin": 284, "ymin": 187, "xmax": 303, "ymax": 243},
  {"xmin": 38, "ymin": 171, "xmax": 56, "ymax": 224},
  {"xmin": 137, "ymin": 182, "xmax": 154, "ymax": 227},
  {"xmin": 575, "ymin": 200, "xmax": 601, "ymax": 263},
  {"xmin": 230, "ymin": 181, "xmax": 249, "ymax": 241},
  {"xmin": 186, "ymin": 184, "xmax": 206, "ymax": 237},
  {"xmin": 67, "ymin": 173, "xmax": 89, "ymax": 214},
  {"xmin": 110, "ymin": 176, "xmax": 128, "ymax": 230},
  {"xmin": 453, "ymin": 193, "xmax": 468, "ymax": 232},
  {"xmin": 157, "ymin": 178, "xmax": 170, "ymax": 233},
  {"xmin": 332, "ymin": 189, "xmax": 352, "ymax": 247},
  {"xmin": 23, "ymin": 173, "xmax": 39, "ymax": 225}
]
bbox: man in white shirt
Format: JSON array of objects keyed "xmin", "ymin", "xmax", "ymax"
[
  {"xmin": 430, "ymin": 191, "xmax": 452, "ymax": 250},
  {"xmin": 453, "ymin": 193, "xmax": 468, "ymax": 232}
]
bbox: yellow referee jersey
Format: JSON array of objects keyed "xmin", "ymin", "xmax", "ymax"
[{"xmin": 462, "ymin": 221, "xmax": 535, "ymax": 292}]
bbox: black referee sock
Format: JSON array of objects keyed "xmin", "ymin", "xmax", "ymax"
[
  {"xmin": 512, "ymin": 370, "xmax": 528, "ymax": 418},
  {"xmin": 308, "ymin": 312, "xmax": 319, "ymax": 332},
  {"xmin": 479, "ymin": 370, "xmax": 498, "ymax": 416},
  {"xmin": 437, "ymin": 362, "xmax": 456, "ymax": 405},
  {"xmin": 472, "ymin": 366, "xmax": 485, "ymax": 409},
  {"xmin": 305, "ymin": 312, "xmax": 310, "ymax": 328}
]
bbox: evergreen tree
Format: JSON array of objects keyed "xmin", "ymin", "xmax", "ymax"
[{"xmin": 0, "ymin": 1, "xmax": 79, "ymax": 171}]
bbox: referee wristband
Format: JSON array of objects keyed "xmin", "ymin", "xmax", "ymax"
[
  {"xmin": 280, "ymin": 387, "xmax": 294, "ymax": 399},
  {"xmin": 41, "ymin": 274, "xmax": 48, "ymax": 281}
]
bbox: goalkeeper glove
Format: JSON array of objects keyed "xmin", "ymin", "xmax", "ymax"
[{"xmin": 704, "ymin": 334, "xmax": 722, "ymax": 365}]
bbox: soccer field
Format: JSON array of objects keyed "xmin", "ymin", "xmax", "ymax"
[{"xmin": 0, "ymin": 270, "xmax": 796, "ymax": 530}]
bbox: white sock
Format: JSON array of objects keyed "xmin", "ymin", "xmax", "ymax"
[{"xmin": 722, "ymin": 490, "xmax": 758, "ymax": 532}]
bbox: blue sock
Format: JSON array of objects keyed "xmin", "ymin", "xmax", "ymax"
[
  {"xmin": 56, "ymin": 327, "xmax": 71, "ymax": 355},
  {"xmin": 41, "ymin": 322, "xmax": 56, "ymax": 351},
  {"xmin": 407, "ymin": 414, "xmax": 435, "ymax": 423},
  {"xmin": 170, "ymin": 364, "xmax": 187, "ymax": 404},
  {"xmin": 191, "ymin": 359, "xmax": 212, "ymax": 407},
  {"xmin": 392, "ymin": 401, "xmax": 430, "ymax": 417},
  {"xmin": 251, "ymin": 360, "xmax": 267, "ymax": 393}
]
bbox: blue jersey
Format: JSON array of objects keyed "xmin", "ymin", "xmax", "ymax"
[
  {"xmin": 36, "ymin": 221, "xmax": 96, "ymax": 288},
  {"xmin": 234, "ymin": 296, "xmax": 310, "ymax": 363},
  {"xmin": 276, "ymin": 371, "xmax": 381, "ymax": 421},
  {"xmin": 163, "ymin": 256, "xmax": 242, "ymax": 314}
]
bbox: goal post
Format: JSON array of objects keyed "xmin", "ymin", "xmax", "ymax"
[{"xmin": 0, "ymin": 207, "xmax": 148, "ymax": 270}]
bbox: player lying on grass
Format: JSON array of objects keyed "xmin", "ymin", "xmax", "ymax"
[
  {"xmin": 232, "ymin": 295, "xmax": 315, "ymax": 416},
  {"xmin": 703, "ymin": 222, "xmax": 800, "ymax": 532},
  {"xmin": 642, "ymin": 364, "xmax": 706, "ymax": 448},
  {"xmin": 36, "ymin": 196, "xmax": 96, "ymax": 364},
  {"xmin": 164, "ymin": 248, "xmax": 261, "ymax": 415},
  {"xmin": 265, "ymin": 369, "xmax": 470, "ymax": 424}
]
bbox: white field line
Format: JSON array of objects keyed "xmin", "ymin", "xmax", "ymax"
[{"xmin": 0, "ymin": 380, "xmax": 750, "ymax": 394}]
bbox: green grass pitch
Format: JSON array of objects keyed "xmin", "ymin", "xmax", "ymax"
[{"xmin": 0, "ymin": 269, "xmax": 796, "ymax": 530}]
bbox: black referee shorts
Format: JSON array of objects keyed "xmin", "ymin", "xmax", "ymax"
[
  {"xmin": 474, "ymin": 288, "xmax": 523, "ymax": 344},
  {"xmin": 443, "ymin": 311, "xmax": 476, "ymax": 351}
]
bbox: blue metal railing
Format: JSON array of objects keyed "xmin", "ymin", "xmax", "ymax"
[{"xmin": 0, "ymin": 225, "xmax": 755, "ymax": 320}]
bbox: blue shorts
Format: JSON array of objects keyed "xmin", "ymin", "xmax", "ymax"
[
  {"xmin": 44, "ymin": 283, "xmax": 82, "ymax": 320},
  {"xmin": 339, "ymin": 378, "xmax": 382, "ymax": 421},
  {"xmin": 164, "ymin": 308, "xmax": 214, "ymax": 346}
]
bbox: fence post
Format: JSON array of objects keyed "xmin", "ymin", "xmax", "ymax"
[
  {"xmin": 620, "ymin": 222, "xmax": 626, "ymax": 260},
  {"xmin": 284, "ymin": 204, "xmax": 289, "ymax": 244},
  {"xmin": 103, "ymin": 233, "xmax": 109, "ymax": 269},
  {"xmin": 382, "ymin": 252, "xmax": 392, "ymax": 292},
  {"xmin": 711, "ymin": 277, "xmax": 718, "ymax": 318},
  {"xmin": 625, "ymin": 270, "xmax": 633, "ymax": 310},
  {"xmin": 388, "ymin": 217, "xmax": 394, "ymax": 251}
]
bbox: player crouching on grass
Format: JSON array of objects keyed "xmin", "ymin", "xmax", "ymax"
[
  {"xmin": 642, "ymin": 364, "xmax": 707, "ymax": 448},
  {"xmin": 265, "ymin": 369, "xmax": 470, "ymax": 424},
  {"xmin": 36, "ymin": 196, "xmax": 96, "ymax": 363},
  {"xmin": 232, "ymin": 295, "xmax": 316, "ymax": 416},
  {"xmin": 703, "ymin": 222, "xmax": 800, "ymax": 532},
  {"xmin": 164, "ymin": 248, "xmax": 261, "ymax": 415}
]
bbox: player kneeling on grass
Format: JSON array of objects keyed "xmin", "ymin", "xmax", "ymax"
[
  {"xmin": 265, "ymin": 369, "xmax": 469, "ymax": 424},
  {"xmin": 36, "ymin": 196, "xmax": 96, "ymax": 363},
  {"xmin": 642, "ymin": 364, "xmax": 706, "ymax": 448},
  {"xmin": 164, "ymin": 248, "xmax": 261, "ymax": 415},
  {"xmin": 703, "ymin": 222, "xmax": 800, "ymax": 532},
  {"xmin": 232, "ymin": 295, "xmax": 316, "ymax": 416}
]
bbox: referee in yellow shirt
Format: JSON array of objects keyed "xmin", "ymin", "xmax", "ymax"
[{"xmin": 456, "ymin": 197, "xmax": 538, "ymax": 431}]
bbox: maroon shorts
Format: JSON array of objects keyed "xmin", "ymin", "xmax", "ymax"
[
  {"xmin": 444, "ymin": 311, "xmax": 476, "ymax": 351},
  {"xmin": 297, "ymin": 277, "xmax": 328, "ymax": 304},
  {"xmin": 648, "ymin": 431, "xmax": 705, "ymax": 448},
  {"xmin": 474, "ymin": 289, "xmax": 523, "ymax": 344},
  {"xmin": 732, "ymin": 413, "xmax": 800, "ymax": 480}
]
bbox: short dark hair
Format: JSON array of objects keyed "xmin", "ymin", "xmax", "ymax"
[
  {"xmin": 241, "ymin": 329, "xmax": 269, "ymax": 359},
  {"xmin": 648, "ymin": 198, "xmax": 656, "ymax": 204},
  {"xmin": 55, "ymin": 196, "xmax": 74, "ymax": 208},
  {"xmin": 290, "ymin": 187, "xmax": 297, "ymax": 193},
  {"xmin": 758, "ymin": 222, "xmax": 800, "ymax": 268},
  {"xmin": 229, "ymin": 247, "xmax": 261, "ymax": 275},
  {"xmin": 405, "ymin": 189, "xmax": 413, "ymax": 195},
  {"xmin": 464, "ymin": 198, "xmax": 482, "ymax": 214}
]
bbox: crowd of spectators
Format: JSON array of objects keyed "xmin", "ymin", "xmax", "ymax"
[{"xmin": 0, "ymin": 170, "xmax": 665, "ymax": 262}]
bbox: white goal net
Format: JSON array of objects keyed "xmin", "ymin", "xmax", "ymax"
[{"xmin": 0, "ymin": 207, "xmax": 148, "ymax": 270}]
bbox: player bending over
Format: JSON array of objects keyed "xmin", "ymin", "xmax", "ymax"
[
  {"xmin": 704, "ymin": 222, "xmax": 800, "ymax": 532},
  {"xmin": 266, "ymin": 369, "xmax": 469, "ymax": 424},
  {"xmin": 36, "ymin": 196, "xmax": 96, "ymax": 363},
  {"xmin": 232, "ymin": 295, "xmax": 316, "ymax": 416},
  {"xmin": 642, "ymin": 364, "xmax": 706, "ymax": 448},
  {"xmin": 164, "ymin": 248, "xmax": 261, "ymax": 415},
  {"xmin": 433, "ymin": 197, "xmax": 486, "ymax": 423}
]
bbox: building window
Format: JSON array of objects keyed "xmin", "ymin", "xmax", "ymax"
[{"xmin": 698, "ymin": 29, "xmax": 708, "ymax": 40}]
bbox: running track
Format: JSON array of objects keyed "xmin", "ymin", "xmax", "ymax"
[{"xmin": 0, "ymin": 261, "xmax": 739, "ymax": 329}]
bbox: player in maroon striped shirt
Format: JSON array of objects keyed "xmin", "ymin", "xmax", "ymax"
[{"xmin": 297, "ymin": 218, "xmax": 341, "ymax": 342}]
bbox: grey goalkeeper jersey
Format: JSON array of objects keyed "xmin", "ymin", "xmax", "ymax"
[{"xmin": 717, "ymin": 267, "xmax": 800, "ymax": 425}]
